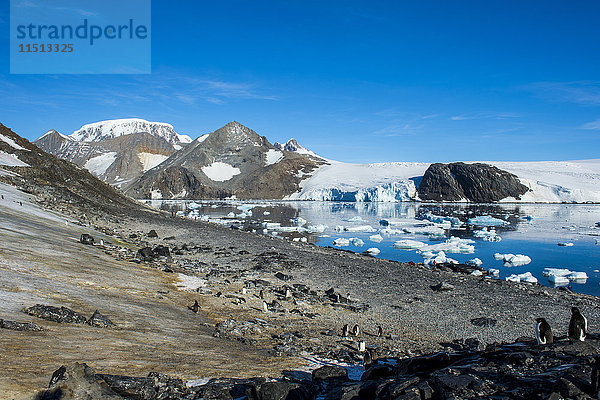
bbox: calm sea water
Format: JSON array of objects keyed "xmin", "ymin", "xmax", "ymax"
[{"xmin": 148, "ymin": 200, "xmax": 600, "ymax": 296}]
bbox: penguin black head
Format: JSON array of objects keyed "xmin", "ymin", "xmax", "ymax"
[
  {"xmin": 572, "ymin": 307, "xmax": 581, "ymax": 314},
  {"xmin": 536, "ymin": 317, "xmax": 546, "ymax": 324}
]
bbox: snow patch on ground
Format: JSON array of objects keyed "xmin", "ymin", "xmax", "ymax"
[
  {"xmin": 264, "ymin": 149, "xmax": 284, "ymax": 166},
  {"xmin": 83, "ymin": 152, "xmax": 117, "ymax": 176},
  {"xmin": 201, "ymin": 162, "xmax": 241, "ymax": 182},
  {"xmin": 174, "ymin": 273, "xmax": 207, "ymax": 292},
  {"xmin": 0, "ymin": 134, "xmax": 28, "ymax": 151},
  {"xmin": 0, "ymin": 151, "xmax": 29, "ymax": 167},
  {"xmin": 138, "ymin": 152, "xmax": 170, "ymax": 172}
]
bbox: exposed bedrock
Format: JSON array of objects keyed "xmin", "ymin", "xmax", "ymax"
[{"xmin": 417, "ymin": 162, "xmax": 529, "ymax": 202}]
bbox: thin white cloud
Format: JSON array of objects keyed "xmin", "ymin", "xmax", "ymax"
[
  {"xmin": 450, "ymin": 112, "xmax": 520, "ymax": 121},
  {"xmin": 524, "ymin": 81, "xmax": 600, "ymax": 106},
  {"xmin": 581, "ymin": 119, "xmax": 600, "ymax": 130}
]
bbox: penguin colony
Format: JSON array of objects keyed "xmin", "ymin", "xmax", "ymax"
[{"xmin": 535, "ymin": 306, "xmax": 588, "ymax": 345}]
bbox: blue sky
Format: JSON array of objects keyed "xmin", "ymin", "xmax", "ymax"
[{"xmin": 1, "ymin": 0, "xmax": 599, "ymax": 162}]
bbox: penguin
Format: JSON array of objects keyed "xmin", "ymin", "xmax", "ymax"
[
  {"xmin": 569, "ymin": 307, "xmax": 587, "ymax": 342},
  {"xmin": 342, "ymin": 324, "xmax": 350, "ymax": 337},
  {"xmin": 187, "ymin": 300, "xmax": 200, "ymax": 313},
  {"xmin": 377, "ymin": 326, "xmax": 383, "ymax": 337},
  {"xmin": 285, "ymin": 288, "xmax": 292, "ymax": 299},
  {"xmin": 259, "ymin": 289, "xmax": 264, "ymax": 299},
  {"xmin": 363, "ymin": 349, "xmax": 373, "ymax": 370},
  {"xmin": 352, "ymin": 324, "xmax": 360, "ymax": 336},
  {"xmin": 535, "ymin": 317, "xmax": 553, "ymax": 345},
  {"xmin": 262, "ymin": 301, "xmax": 269, "ymax": 313},
  {"xmin": 358, "ymin": 340, "xmax": 366, "ymax": 352}
]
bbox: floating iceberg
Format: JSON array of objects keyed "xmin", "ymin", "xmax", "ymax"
[
  {"xmin": 393, "ymin": 240, "xmax": 426, "ymax": 250},
  {"xmin": 402, "ymin": 226, "xmax": 446, "ymax": 237},
  {"xmin": 345, "ymin": 216, "xmax": 365, "ymax": 222},
  {"xmin": 506, "ymin": 272, "xmax": 538, "ymax": 284},
  {"xmin": 417, "ymin": 237, "xmax": 475, "ymax": 254},
  {"xmin": 306, "ymin": 224, "xmax": 327, "ymax": 233},
  {"xmin": 333, "ymin": 238, "xmax": 350, "ymax": 247},
  {"xmin": 557, "ymin": 242, "xmax": 574, "ymax": 247},
  {"xmin": 468, "ymin": 215, "xmax": 509, "ymax": 227},
  {"xmin": 548, "ymin": 275, "xmax": 570, "ymax": 286},
  {"xmin": 467, "ymin": 258, "xmax": 483, "ymax": 267},
  {"xmin": 369, "ymin": 234, "xmax": 383, "ymax": 242},
  {"xmin": 365, "ymin": 247, "xmax": 380, "ymax": 255},
  {"xmin": 293, "ymin": 217, "xmax": 307, "ymax": 226},
  {"xmin": 345, "ymin": 225, "xmax": 377, "ymax": 233},
  {"xmin": 494, "ymin": 253, "xmax": 531, "ymax": 266},
  {"xmin": 350, "ymin": 238, "xmax": 364, "ymax": 247},
  {"xmin": 423, "ymin": 212, "xmax": 462, "ymax": 227},
  {"xmin": 488, "ymin": 268, "xmax": 500, "ymax": 277}
]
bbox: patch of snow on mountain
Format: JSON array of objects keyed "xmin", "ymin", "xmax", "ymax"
[
  {"xmin": 83, "ymin": 152, "xmax": 117, "ymax": 176},
  {"xmin": 0, "ymin": 134, "xmax": 28, "ymax": 151},
  {"xmin": 138, "ymin": 152, "xmax": 170, "ymax": 172},
  {"xmin": 71, "ymin": 118, "xmax": 191, "ymax": 146},
  {"xmin": 0, "ymin": 151, "xmax": 30, "ymax": 167},
  {"xmin": 201, "ymin": 162, "xmax": 241, "ymax": 182},
  {"xmin": 265, "ymin": 149, "xmax": 284, "ymax": 166},
  {"xmin": 196, "ymin": 134, "xmax": 209, "ymax": 144},
  {"xmin": 288, "ymin": 161, "xmax": 428, "ymax": 202}
]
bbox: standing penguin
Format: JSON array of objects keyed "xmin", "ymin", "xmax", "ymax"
[
  {"xmin": 376, "ymin": 326, "xmax": 383, "ymax": 337},
  {"xmin": 187, "ymin": 300, "xmax": 200, "ymax": 313},
  {"xmin": 569, "ymin": 307, "xmax": 587, "ymax": 342},
  {"xmin": 352, "ymin": 324, "xmax": 360, "ymax": 336},
  {"xmin": 342, "ymin": 324, "xmax": 350, "ymax": 337},
  {"xmin": 535, "ymin": 317, "xmax": 553, "ymax": 345}
]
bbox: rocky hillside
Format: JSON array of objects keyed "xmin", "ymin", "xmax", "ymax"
[
  {"xmin": 418, "ymin": 162, "xmax": 530, "ymax": 202},
  {"xmin": 124, "ymin": 122, "xmax": 326, "ymax": 200},
  {"xmin": 34, "ymin": 119, "xmax": 192, "ymax": 186},
  {"xmin": 0, "ymin": 123, "xmax": 148, "ymax": 216}
]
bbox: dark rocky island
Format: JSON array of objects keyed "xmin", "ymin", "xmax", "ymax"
[{"xmin": 418, "ymin": 162, "xmax": 530, "ymax": 202}]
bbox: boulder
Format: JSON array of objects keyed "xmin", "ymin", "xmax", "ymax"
[
  {"xmin": 312, "ymin": 365, "xmax": 349, "ymax": 383},
  {"xmin": 88, "ymin": 310, "xmax": 116, "ymax": 328},
  {"xmin": 153, "ymin": 245, "xmax": 171, "ymax": 257},
  {"xmin": 257, "ymin": 381, "xmax": 314, "ymax": 400},
  {"xmin": 80, "ymin": 233, "xmax": 95, "ymax": 245},
  {"xmin": 0, "ymin": 318, "xmax": 44, "ymax": 331},
  {"xmin": 25, "ymin": 304, "xmax": 87, "ymax": 324},
  {"xmin": 136, "ymin": 246, "xmax": 155, "ymax": 261},
  {"xmin": 418, "ymin": 162, "xmax": 529, "ymax": 202},
  {"xmin": 34, "ymin": 363, "xmax": 122, "ymax": 400},
  {"xmin": 147, "ymin": 229, "xmax": 158, "ymax": 238}
]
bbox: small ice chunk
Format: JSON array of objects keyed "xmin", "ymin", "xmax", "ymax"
[
  {"xmin": 263, "ymin": 211, "xmax": 270, "ymax": 215},
  {"xmin": 369, "ymin": 234, "xmax": 383, "ymax": 242},
  {"xmin": 226, "ymin": 212, "xmax": 235, "ymax": 218},
  {"xmin": 466, "ymin": 258, "xmax": 483, "ymax": 267},
  {"xmin": 543, "ymin": 268, "xmax": 572, "ymax": 277},
  {"xmin": 506, "ymin": 274, "xmax": 521, "ymax": 283},
  {"xmin": 558, "ymin": 242, "xmax": 574, "ymax": 247},
  {"xmin": 307, "ymin": 224, "xmax": 327, "ymax": 233},
  {"xmin": 471, "ymin": 270, "xmax": 483, "ymax": 276},
  {"xmin": 495, "ymin": 253, "xmax": 531, "ymax": 266},
  {"xmin": 345, "ymin": 216, "xmax": 364, "ymax": 222},
  {"xmin": 566, "ymin": 271, "xmax": 588, "ymax": 281},
  {"xmin": 548, "ymin": 275, "xmax": 570, "ymax": 286},
  {"xmin": 345, "ymin": 225, "xmax": 376, "ymax": 233},
  {"xmin": 350, "ymin": 238, "xmax": 364, "ymax": 247},
  {"xmin": 292, "ymin": 217, "xmax": 307, "ymax": 226},
  {"xmin": 333, "ymin": 238, "xmax": 350, "ymax": 247},
  {"xmin": 488, "ymin": 268, "xmax": 500, "ymax": 277},
  {"xmin": 518, "ymin": 272, "xmax": 538, "ymax": 284},
  {"xmin": 365, "ymin": 247, "xmax": 380, "ymax": 255}
]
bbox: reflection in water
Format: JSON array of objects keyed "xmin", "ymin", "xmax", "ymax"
[{"xmin": 147, "ymin": 200, "xmax": 600, "ymax": 296}]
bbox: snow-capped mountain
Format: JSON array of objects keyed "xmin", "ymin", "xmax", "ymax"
[
  {"xmin": 34, "ymin": 119, "xmax": 191, "ymax": 186},
  {"xmin": 274, "ymin": 138, "xmax": 320, "ymax": 157},
  {"xmin": 71, "ymin": 118, "xmax": 192, "ymax": 149},
  {"xmin": 124, "ymin": 122, "xmax": 325, "ymax": 200}
]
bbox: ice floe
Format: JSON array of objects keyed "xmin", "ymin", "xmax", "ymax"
[
  {"xmin": 417, "ymin": 237, "xmax": 475, "ymax": 254},
  {"xmin": 369, "ymin": 234, "xmax": 383, "ymax": 242},
  {"xmin": 393, "ymin": 240, "xmax": 426, "ymax": 250},
  {"xmin": 365, "ymin": 247, "xmax": 380, "ymax": 255},
  {"xmin": 333, "ymin": 238, "xmax": 350, "ymax": 246},
  {"xmin": 468, "ymin": 215, "xmax": 509, "ymax": 226},
  {"xmin": 494, "ymin": 253, "xmax": 531, "ymax": 266},
  {"xmin": 350, "ymin": 238, "xmax": 364, "ymax": 247}
]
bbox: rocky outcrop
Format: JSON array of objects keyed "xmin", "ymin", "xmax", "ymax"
[
  {"xmin": 418, "ymin": 162, "xmax": 529, "ymax": 202},
  {"xmin": 125, "ymin": 122, "xmax": 325, "ymax": 200},
  {"xmin": 35, "ymin": 337, "xmax": 600, "ymax": 399}
]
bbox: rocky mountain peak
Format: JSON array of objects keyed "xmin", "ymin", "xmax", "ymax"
[
  {"xmin": 274, "ymin": 138, "xmax": 319, "ymax": 157},
  {"xmin": 206, "ymin": 121, "xmax": 268, "ymax": 148}
]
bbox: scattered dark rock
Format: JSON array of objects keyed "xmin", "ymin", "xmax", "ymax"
[
  {"xmin": 136, "ymin": 246, "xmax": 155, "ymax": 261},
  {"xmin": 79, "ymin": 233, "xmax": 94, "ymax": 245},
  {"xmin": 275, "ymin": 272, "xmax": 293, "ymax": 281},
  {"xmin": 153, "ymin": 245, "xmax": 171, "ymax": 257},
  {"xmin": 88, "ymin": 310, "xmax": 115, "ymax": 328},
  {"xmin": 430, "ymin": 282, "xmax": 455, "ymax": 292},
  {"xmin": 0, "ymin": 318, "xmax": 44, "ymax": 331},
  {"xmin": 25, "ymin": 304, "xmax": 87, "ymax": 324},
  {"xmin": 312, "ymin": 365, "xmax": 349, "ymax": 383},
  {"xmin": 147, "ymin": 229, "xmax": 158, "ymax": 238},
  {"xmin": 163, "ymin": 235, "xmax": 176, "ymax": 241}
]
